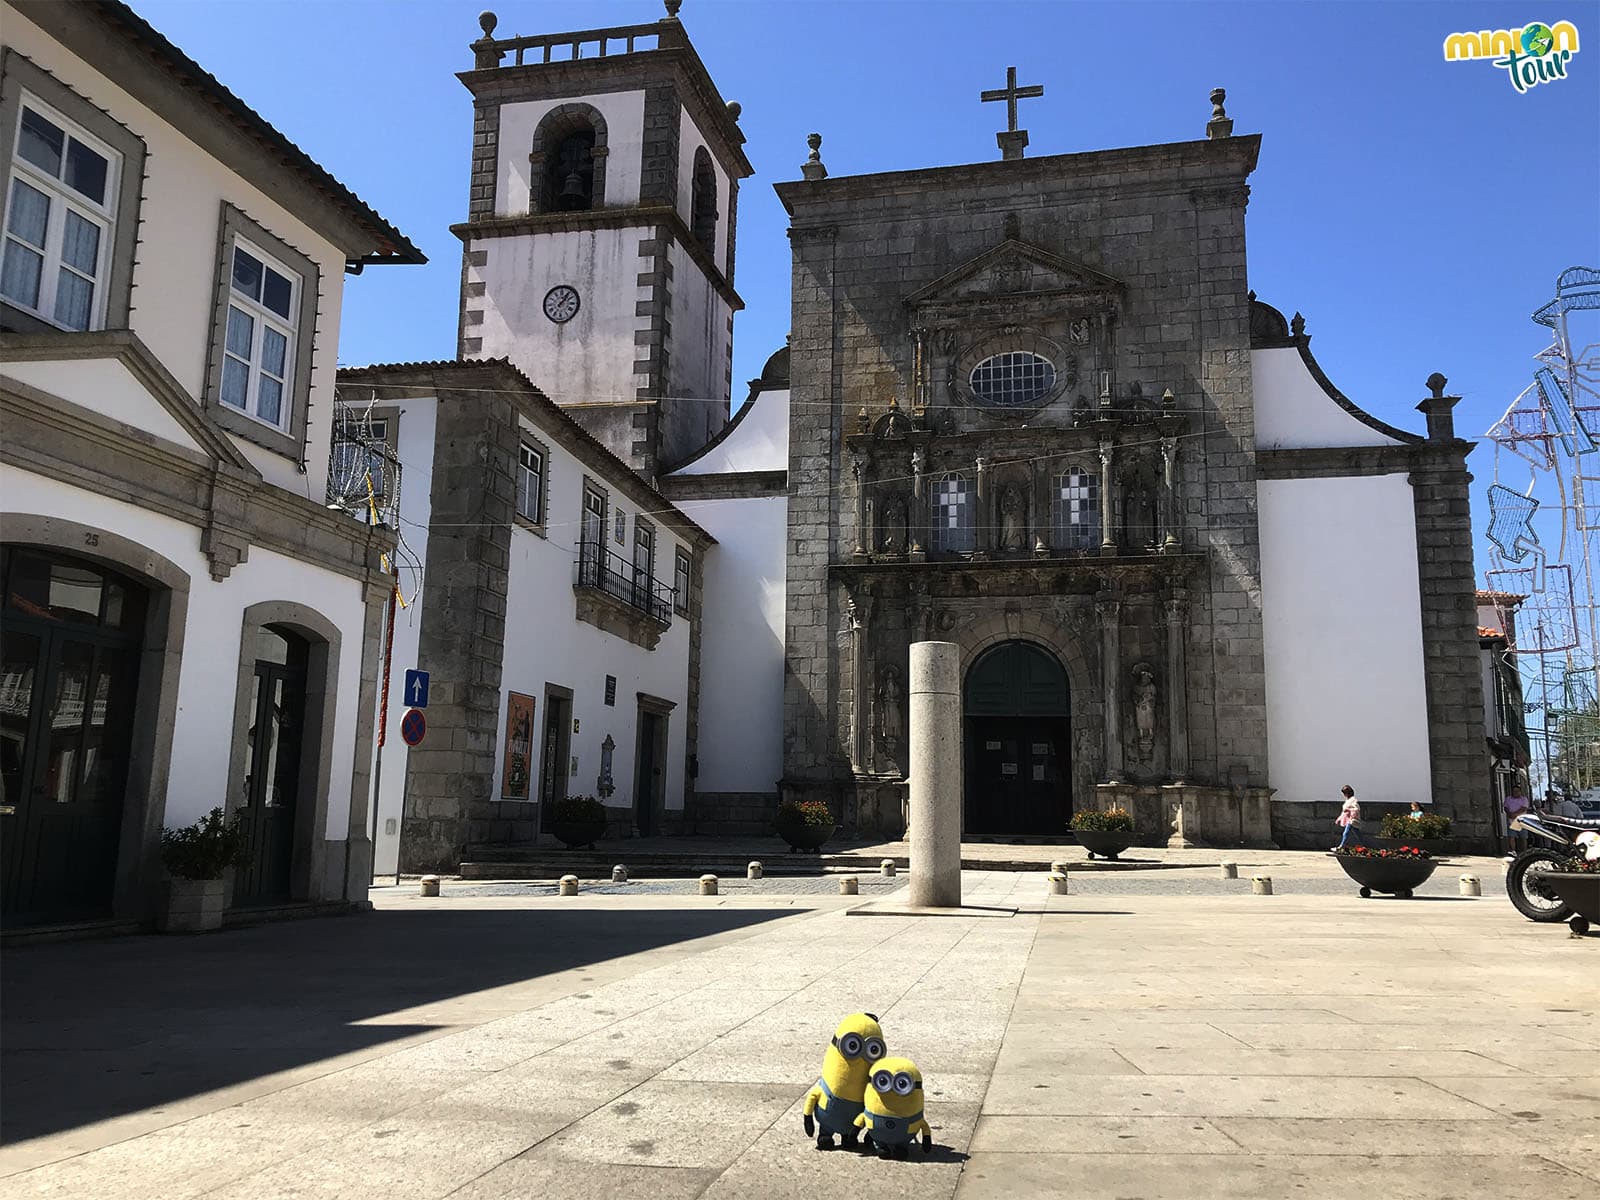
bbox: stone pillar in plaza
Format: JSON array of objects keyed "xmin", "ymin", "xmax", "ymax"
[{"xmin": 908, "ymin": 641, "xmax": 962, "ymax": 908}]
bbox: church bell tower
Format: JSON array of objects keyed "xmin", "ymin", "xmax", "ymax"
[{"xmin": 454, "ymin": 1, "xmax": 751, "ymax": 478}]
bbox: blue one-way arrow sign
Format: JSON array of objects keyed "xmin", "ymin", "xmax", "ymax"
[{"xmin": 404, "ymin": 669, "xmax": 430, "ymax": 709}]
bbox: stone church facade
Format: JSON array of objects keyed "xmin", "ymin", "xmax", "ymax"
[{"xmin": 772, "ymin": 116, "xmax": 1486, "ymax": 848}]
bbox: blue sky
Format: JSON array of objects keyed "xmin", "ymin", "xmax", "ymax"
[{"xmin": 138, "ymin": 0, "xmax": 1596, "ymax": 481}]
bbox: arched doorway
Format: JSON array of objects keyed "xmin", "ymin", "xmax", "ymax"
[
  {"xmin": 1, "ymin": 547, "xmax": 146, "ymax": 923},
  {"xmin": 234, "ymin": 625, "xmax": 310, "ymax": 906},
  {"xmin": 963, "ymin": 640, "xmax": 1071, "ymax": 835}
]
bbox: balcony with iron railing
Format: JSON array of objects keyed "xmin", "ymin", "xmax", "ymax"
[{"xmin": 574, "ymin": 540, "xmax": 674, "ymax": 648}]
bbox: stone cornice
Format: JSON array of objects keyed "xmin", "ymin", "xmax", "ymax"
[
  {"xmin": 0, "ymin": 375, "xmax": 392, "ymax": 584},
  {"xmin": 832, "ymin": 552, "xmax": 1207, "ymax": 593},
  {"xmin": 450, "ymin": 206, "xmax": 743, "ymax": 311},
  {"xmin": 776, "ymin": 134, "xmax": 1261, "ymax": 215},
  {"xmin": 1256, "ymin": 441, "xmax": 1474, "ymax": 480},
  {"xmin": 658, "ymin": 470, "xmax": 788, "ymax": 500}
]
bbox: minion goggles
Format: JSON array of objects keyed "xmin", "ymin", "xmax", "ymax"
[
  {"xmin": 871, "ymin": 1068, "xmax": 921, "ymax": 1096},
  {"xmin": 831, "ymin": 1033, "xmax": 886, "ymax": 1061}
]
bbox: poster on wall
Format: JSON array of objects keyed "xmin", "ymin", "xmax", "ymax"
[{"xmin": 502, "ymin": 692, "xmax": 536, "ymax": 799}]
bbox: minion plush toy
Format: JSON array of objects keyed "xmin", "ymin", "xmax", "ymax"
[
  {"xmin": 802, "ymin": 1012, "xmax": 885, "ymax": 1149},
  {"xmin": 854, "ymin": 1057, "xmax": 932, "ymax": 1158}
]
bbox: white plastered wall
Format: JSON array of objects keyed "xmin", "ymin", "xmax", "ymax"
[
  {"xmin": 5, "ymin": 9, "xmax": 350, "ymax": 499},
  {"xmin": 496, "ymin": 91, "xmax": 646, "ymax": 214},
  {"xmin": 674, "ymin": 494, "xmax": 787, "ymax": 793},
  {"xmin": 492, "ymin": 425, "xmax": 693, "ymax": 825},
  {"xmin": 1258, "ymin": 473, "xmax": 1432, "ymax": 806},
  {"xmin": 353, "ymin": 396, "xmax": 437, "ymax": 876},
  {"xmin": 0, "ymin": 465, "xmax": 369, "ymax": 849},
  {"xmin": 1253, "ymin": 347, "xmax": 1404, "ymax": 450},
  {"xmin": 665, "ymin": 238, "xmax": 732, "ymax": 442},
  {"xmin": 471, "ymin": 227, "xmax": 648, "ymax": 406},
  {"xmin": 672, "ymin": 387, "xmax": 789, "ymax": 474}
]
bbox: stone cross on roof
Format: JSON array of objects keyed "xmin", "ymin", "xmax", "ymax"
[{"xmin": 981, "ymin": 65, "xmax": 1043, "ymax": 160}]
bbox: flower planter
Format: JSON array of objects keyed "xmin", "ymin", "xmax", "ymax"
[
  {"xmin": 158, "ymin": 878, "xmax": 227, "ymax": 933},
  {"xmin": 549, "ymin": 819, "xmax": 608, "ymax": 850},
  {"xmin": 1542, "ymin": 872, "xmax": 1600, "ymax": 936},
  {"xmin": 775, "ymin": 820, "xmax": 837, "ymax": 853},
  {"xmin": 1074, "ymin": 830, "xmax": 1136, "ymax": 861},
  {"xmin": 1330, "ymin": 852, "xmax": 1441, "ymax": 898}
]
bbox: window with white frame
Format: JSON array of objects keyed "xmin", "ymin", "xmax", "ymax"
[
  {"xmin": 1, "ymin": 98, "xmax": 118, "ymax": 331},
  {"xmin": 1052, "ymin": 469, "xmax": 1100, "ymax": 550},
  {"xmin": 516, "ymin": 440, "xmax": 544, "ymax": 524},
  {"xmin": 931, "ymin": 475, "xmax": 976, "ymax": 554},
  {"xmin": 674, "ymin": 549, "xmax": 691, "ymax": 615},
  {"xmin": 220, "ymin": 241, "xmax": 299, "ymax": 430}
]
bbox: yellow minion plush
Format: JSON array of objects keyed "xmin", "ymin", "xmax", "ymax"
[
  {"xmin": 854, "ymin": 1057, "xmax": 932, "ymax": 1158},
  {"xmin": 802, "ymin": 1012, "xmax": 885, "ymax": 1149}
]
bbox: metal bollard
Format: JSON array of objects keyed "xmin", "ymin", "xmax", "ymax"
[
  {"xmin": 1252, "ymin": 876, "xmax": 1273, "ymax": 895},
  {"xmin": 1459, "ymin": 874, "xmax": 1481, "ymax": 897},
  {"xmin": 1047, "ymin": 871, "xmax": 1069, "ymax": 896},
  {"xmin": 747, "ymin": 861, "xmax": 763, "ymax": 880},
  {"xmin": 699, "ymin": 874, "xmax": 719, "ymax": 896},
  {"xmin": 1220, "ymin": 862, "xmax": 1238, "ymax": 880},
  {"xmin": 840, "ymin": 876, "xmax": 859, "ymax": 895},
  {"xmin": 419, "ymin": 874, "xmax": 440, "ymax": 898},
  {"xmin": 881, "ymin": 859, "xmax": 897, "ymax": 877},
  {"xmin": 559, "ymin": 874, "xmax": 579, "ymax": 897},
  {"xmin": 612, "ymin": 865, "xmax": 628, "ymax": 883}
]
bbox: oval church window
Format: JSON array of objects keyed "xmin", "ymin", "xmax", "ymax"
[{"xmin": 969, "ymin": 351, "xmax": 1056, "ymax": 408}]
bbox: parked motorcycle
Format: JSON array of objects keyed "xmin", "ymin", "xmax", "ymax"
[{"xmin": 1506, "ymin": 811, "xmax": 1600, "ymax": 922}]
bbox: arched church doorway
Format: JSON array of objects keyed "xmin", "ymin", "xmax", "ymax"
[
  {"xmin": 963, "ymin": 640, "xmax": 1070, "ymax": 835},
  {"xmin": 0, "ymin": 547, "xmax": 146, "ymax": 923}
]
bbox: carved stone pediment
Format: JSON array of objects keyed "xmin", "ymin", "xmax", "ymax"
[{"xmin": 906, "ymin": 239, "xmax": 1125, "ymax": 311}]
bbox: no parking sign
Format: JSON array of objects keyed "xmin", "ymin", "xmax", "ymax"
[{"xmin": 400, "ymin": 707, "xmax": 426, "ymax": 746}]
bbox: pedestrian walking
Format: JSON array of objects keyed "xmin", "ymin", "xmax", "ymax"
[{"xmin": 1331, "ymin": 785, "xmax": 1364, "ymax": 851}]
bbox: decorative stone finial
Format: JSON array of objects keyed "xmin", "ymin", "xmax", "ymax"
[
  {"xmin": 478, "ymin": 10, "xmax": 497, "ymax": 36},
  {"xmin": 1161, "ymin": 387, "xmax": 1176, "ymax": 413},
  {"xmin": 1289, "ymin": 311, "xmax": 1305, "ymax": 338},
  {"xmin": 664, "ymin": 0, "xmax": 683, "ymax": 18},
  {"xmin": 802, "ymin": 132, "xmax": 828, "ymax": 181},
  {"xmin": 1417, "ymin": 373, "xmax": 1460, "ymax": 441},
  {"xmin": 726, "ymin": 100, "xmax": 742, "ymax": 121},
  {"xmin": 1206, "ymin": 87, "xmax": 1234, "ymax": 139}
]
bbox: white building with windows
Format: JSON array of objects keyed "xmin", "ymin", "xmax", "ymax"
[
  {"xmin": 0, "ymin": 0, "xmax": 423, "ymax": 929},
  {"xmin": 333, "ymin": 360, "xmax": 711, "ymax": 874}
]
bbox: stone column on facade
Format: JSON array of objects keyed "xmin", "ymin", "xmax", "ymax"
[
  {"xmin": 1160, "ymin": 435, "xmax": 1181, "ymax": 554},
  {"xmin": 1164, "ymin": 591, "xmax": 1190, "ymax": 782},
  {"xmin": 1098, "ymin": 595, "xmax": 1123, "ymax": 781},
  {"xmin": 974, "ymin": 456, "xmax": 991, "ymax": 558},
  {"xmin": 910, "ymin": 447, "xmax": 927, "ymax": 561},
  {"xmin": 851, "ymin": 455, "xmax": 869, "ymax": 560},
  {"xmin": 1097, "ymin": 439, "xmax": 1117, "ymax": 555},
  {"xmin": 908, "ymin": 641, "xmax": 961, "ymax": 908},
  {"xmin": 846, "ymin": 593, "xmax": 873, "ymax": 774}
]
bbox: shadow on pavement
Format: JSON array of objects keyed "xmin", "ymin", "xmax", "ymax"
[{"xmin": 1, "ymin": 906, "xmax": 787, "ymax": 1144}]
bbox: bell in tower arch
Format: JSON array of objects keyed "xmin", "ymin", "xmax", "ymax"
[{"xmin": 550, "ymin": 131, "xmax": 596, "ymax": 212}]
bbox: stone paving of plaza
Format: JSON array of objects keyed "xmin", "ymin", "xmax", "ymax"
[{"xmin": 2, "ymin": 855, "xmax": 1596, "ymax": 1199}]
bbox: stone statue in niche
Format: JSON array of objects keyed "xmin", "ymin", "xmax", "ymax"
[
  {"xmin": 1069, "ymin": 318, "xmax": 1091, "ymax": 346},
  {"xmin": 876, "ymin": 665, "xmax": 904, "ymax": 758},
  {"xmin": 1071, "ymin": 394, "xmax": 1091, "ymax": 427},
  {"xmin": 999, "ymin": 485, "xmax": 1027, "ymax": 553},
  {"xmin": 1125, "ymin": 478, "xmax": 1157, "ymax": 549},
  {"xmin": 879, "ymin": 494, "xmax": 909, "ymax": 555},
  {"xmin": 1131, "ymin": 662, "xmax": 1158, "ymax": 760}
]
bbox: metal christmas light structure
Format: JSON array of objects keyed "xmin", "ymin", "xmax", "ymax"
[{"xmin": 1484, "ymin": 267, "xmax": 1600, "ymax": 795}]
